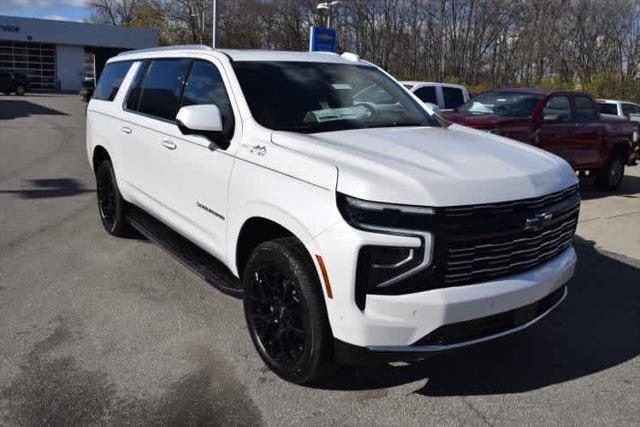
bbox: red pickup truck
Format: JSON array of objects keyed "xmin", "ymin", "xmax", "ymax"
[{"xmin": 442, "ymin": 88, "xmax": 640, "ymax": 190}]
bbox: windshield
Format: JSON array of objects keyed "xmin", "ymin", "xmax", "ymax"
[
  {"xmin": 458, "ymin": 91, "xmax": 543, "ymax": 118},
  {"xmin": 232, "ymin": 61, "xmax": 439, "ymax": 133}
]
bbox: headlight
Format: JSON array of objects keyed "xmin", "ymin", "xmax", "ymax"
[
  {"xmin": 337, "ymin": 193, "xmax": 435, "ymax": 231},
  {"xmin": 337, "ymin": 194, "xmax": 435, "ymax": 302}
]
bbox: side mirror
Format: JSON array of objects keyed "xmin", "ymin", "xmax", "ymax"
[
  {"xmin": 543, "ymin": 113, "xmax": 561, "ymax": 124},
  {"xmin": 176, "ymin": 104, "xmax": 228, "ymax": 149}
]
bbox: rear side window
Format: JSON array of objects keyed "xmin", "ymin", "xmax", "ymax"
[
  {"xmin": 574, "ymin": 96, "xmax": 597, "ymax": 122},
  {"xmin": 442, "ymin": 87, "xmax": 465, "ymax": 109},
  {"xmin": 93, "ymin": 61, "xmax": 132, "ymax": 101},
  {"xmin": 622, "ymin": 103, "xmax": 640, "ymax": 116},
  {"xmin": 598, "ymin": 103, "xmax": 619, "ymax": 115},
  {"xmin": 137, "ymin": 59, "xmax": 191, "ymax": 121},
  {"xmin": 181, "ymin": 60, "xmax": 235, "ymax": 138},
  {"xmin": 414, "ymin": 86, "xmax": 437, "ymax": 104}
]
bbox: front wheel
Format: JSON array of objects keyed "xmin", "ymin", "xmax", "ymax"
[
  {"xmin": 15, "ymin": 85, "xmax": 25, "ymax": 96},
  {"xmin": 595, "ymin": 152, "xmax": 625, "ymax": 190},
  {"xmin": 243, "ymin": 237, "xmax": 333, "ymax": 384}
]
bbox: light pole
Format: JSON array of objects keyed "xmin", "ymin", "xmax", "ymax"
[
  {"xmin": 316, "ymin": 1, "xmax": 340, "ymax": 29},
  {"xmin": 212, "ymin": 0, "xmax": 219, "ymax": 48}
]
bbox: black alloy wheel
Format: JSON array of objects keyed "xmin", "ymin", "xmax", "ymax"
[{"xmin": 243, "ymin": 238, "xmax": 333, "ymax": 384}]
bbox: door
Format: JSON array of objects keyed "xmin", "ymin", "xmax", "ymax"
[
  {"xmin": 165, "ymin": 59, "xmax": 238, "ymax": 259},
  {"xmin": 119, "ymin": 58, "xmax": 192, "ymax": 210},
  {"xmin": 571, "ymin": 96, "xmax": 603, "ymax": 167},
  {"xmin": 536, "ymin": 95, "xmax": 577, "ymax": 165}
]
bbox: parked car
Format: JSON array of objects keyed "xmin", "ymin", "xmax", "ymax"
[
  {"xmin": 88, "ymin": 46, "xmax": 579, "ymax": 384},
  {"xmin": 401, "ymin": 81, "xmax": 470, "ymax": 112},
  {"xmin": 79, "ymin": 78, "xmax": 95, "ymax": 103},
  {"xmin": 0, "ymin": 70, "xmax": 29, "ymax": 95},
  {"xmin": 597, "ymin": 99, "xmax": 640, "ymax": 124},
  {"xmin": 442, "ymin": 89, "xmax": 640, "ymax": 190}
]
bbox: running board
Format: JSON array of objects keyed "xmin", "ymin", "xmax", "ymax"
[{"xmin": 127, "ymin": 207, "xmax": 243, "ymax": 298}]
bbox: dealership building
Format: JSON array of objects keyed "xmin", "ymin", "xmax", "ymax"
[{"xmin": 0, "ymin": 15, "xmax": 158, "ymax": 91}]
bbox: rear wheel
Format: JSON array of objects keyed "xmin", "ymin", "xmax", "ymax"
[
  {"xmin": 15, "ymin": 85, "xmax": 25, "ymax": 96},
  {"xmin": 95, "ymin": 160, "xmax": 133, "ymax": 237},
  {"xmin": 595, "ymin": 152, "xmax": 625, "ymax": 190},
  {"xmin": 243, "ymin": 237, "xmax": 333, "ymax": 384}
]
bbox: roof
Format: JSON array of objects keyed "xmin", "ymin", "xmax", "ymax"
[
  {"xmin": 401, "ymin": 81, "xmax": 467, "ymax": 90},
  {"xmin": 115, "ymin": 46, "xmax": 370, "ymax": 65}
]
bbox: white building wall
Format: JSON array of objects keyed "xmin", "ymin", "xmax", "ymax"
[{"xmin": 55, "ymin": 44, "xmax": 84, "ymax": 91}]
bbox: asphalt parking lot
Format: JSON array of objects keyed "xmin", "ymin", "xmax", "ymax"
[{"xmin": 1, "ymin": 94, "xmax": 639, "ymax": 426}]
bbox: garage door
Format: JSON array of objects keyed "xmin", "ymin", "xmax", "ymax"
[{"xmin": 0, "ymin": 41, "xmax": 56, "ymax": 90}]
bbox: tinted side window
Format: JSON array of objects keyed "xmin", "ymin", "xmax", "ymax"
[
  {"xmin": 414, "ymin": 86, "xmax": 437, "ymax": 104},
  {"xmin": 598, "ymin": 103, "xmax": 619, "ymax": 115},
  {"xmin": 574, "ymin": 97, "xmax": 597, "ymax": 123},
  {"xmin": 125, "ymin": 61, "xmax": 149, "ymax": 111},
  {"xmin": 137, "ymin": 59, "xmax": 191, "ymax": 121},
  {"xmin": 622, "ymin": 103, "xmax": 640, "ymax": 116},
  {"xmin": 181, "ymin": 60, "xmax": 235, "ymax": 139},
  {"xmin": 93, "ymin": 61, "xmax": 132, "ymax": 101},
  {"xmin": 543, "ymin": 96, "xmax": 571, "ymax": 123},
  {"xmin": 442, "ymin": 87, "xmax": 465, "ymax": 109}
]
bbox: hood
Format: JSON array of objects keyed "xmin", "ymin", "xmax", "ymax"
[
  {"xmin": 441, "ymin": 112, "xmax": 530, "ymax": 129},
  {"xmin": 271, "ymin": 124, "xmax": 577, "ymax": 207}
]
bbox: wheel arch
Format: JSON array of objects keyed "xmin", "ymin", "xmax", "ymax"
[
  {"xmin": 234, "ymin": 214, "xmax": 316, "ymax": 281},
  {"xmin": 92, "ymin": 145, "xmax": 111, "ymax": 172}
]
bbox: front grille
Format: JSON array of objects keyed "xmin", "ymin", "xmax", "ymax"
[
  {"xmin": 362, "ymin": 185, "xmax": 580, "ymax": 296},
  {"xmin": 442, "ymin": 186, "xmax": 580, "ymax": 286}
]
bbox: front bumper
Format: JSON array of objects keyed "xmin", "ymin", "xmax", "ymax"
[{"xmin": 310, "ymin": 220, "xmax": 577, "ymax": 349}]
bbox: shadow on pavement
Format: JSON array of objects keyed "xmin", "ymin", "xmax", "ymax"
[
  {"xmin": 579, "ymin": 173, "xmax": 640, "ymax": 200},
  {"xmin": 0, "ymin": 100, "xmax": 69, "ymax": 120},
  {"xmin": 317, "ymin": 236, "xmax": 640, "ymax": 395},
  {"xmin": 0, "ymin": 179, "xmax": 93, "ymax": 199}
]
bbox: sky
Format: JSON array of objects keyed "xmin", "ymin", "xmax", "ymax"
[{"xmin": 0, "ymin": 0, "xmax": 92, "ymax": 22}]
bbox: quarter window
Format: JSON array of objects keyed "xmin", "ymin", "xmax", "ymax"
[
  {"xmin": 137, "ymin": 58, "xmax": 191, "ymax": 121},
  {"xmin": 414, "ymin": 86, "xmax": 437, "ymax": 105},
  {"xmin": 181, "ymin": 60, "xmax": 235, "ymax": 139},
  {"xmin": 93, "ymin": 61, "xmax": 132, "ymax": 101},
  {"xmin": 543, "ymin": 96, "xmax": 571, "ymax": 123},
  {"xmin": 442, "ymin": 87, "xmax": 465, "ymax": 109},
  {"xmin": 574, "ymin": 97, "xmax": 597, "ymax": 123}
]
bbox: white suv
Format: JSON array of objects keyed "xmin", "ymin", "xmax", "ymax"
[{"xmin": 87, "ymin": 46, "xmax": 579, "ymax": 384}]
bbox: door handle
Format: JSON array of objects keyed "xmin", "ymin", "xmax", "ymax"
[
  {"xmin": 161, "ymin": 140, "xmax": 177, "ymax": 150},
  {"xmin": 121, "ymin": 126, "xmax": 132, "ymax": 134}
]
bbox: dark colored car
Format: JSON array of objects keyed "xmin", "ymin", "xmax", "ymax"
[
  {"xmin": 442, "ymin": 88, "xmax": 640, "ymax": 190},
  {"xmin": 0, "ymin": 71, "xmax": 29, "ymax": 95}
]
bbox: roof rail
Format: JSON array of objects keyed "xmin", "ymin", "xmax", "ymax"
[{"xmin": 118, "ymin": 44, "xmax": 214, "ymax": 56}]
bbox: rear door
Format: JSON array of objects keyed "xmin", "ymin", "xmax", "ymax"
[
  {"xmin": 536, "ymin": 95, "xmax": 576, "ymax": 165},
  {"xmin": 571, "ymin": 96, "xmax": 603, "ymax": 167}
]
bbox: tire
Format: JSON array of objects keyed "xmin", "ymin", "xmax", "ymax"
[
  {"xmin": 243, "ymin": 237, "xmax": 333, "ymax": 384},
  {"xmin": 15, "ymin": 85, "xmax": 25, "ymax": 96},
  {"xmin": 595, "ymin": 152, "xmax": 626, "ymax": 190},
  {"xmin": 95, "ymin": 160, "xmax": 133, "ymax": 237}
]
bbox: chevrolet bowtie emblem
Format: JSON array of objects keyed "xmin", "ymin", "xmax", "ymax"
[{"xmin": 524, "ymin": 212, "xmax": 553, "ymax": 231}]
